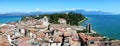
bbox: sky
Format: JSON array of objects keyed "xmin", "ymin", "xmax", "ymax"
[{"xmin": 0, "ymin": 0, "xmax": 120, "ymax": 14}]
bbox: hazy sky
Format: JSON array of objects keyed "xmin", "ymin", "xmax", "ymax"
[{"xmin": 0, "ymin": 0, "xmax": 120, "ymax": 13}]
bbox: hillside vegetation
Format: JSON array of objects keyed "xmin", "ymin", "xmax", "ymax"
[{"xmin": 21, "ymin": 12, "xmax": 86, "ymax": 26}]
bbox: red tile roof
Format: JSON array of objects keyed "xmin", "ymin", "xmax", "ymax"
[
  {"xmin": 36, "ymin": 33, "xmax": 45, "ymax": 38},
  {"xmin": 79, "ymin": 33, "xmax": 93, "ymax": 42},
  {"xmin": 0, "ymin": 42, "xmax": 9, "ymax": 46},
  {"xmin": 59, "ymin": 18, "xmax": 66, "ymax": 21},
  {"xmin": 30, "ymin": 29, "xmax": 37, "ymax": 34},
  {"xmin": 79, "ymin": 33, "xmax": 103, "ymax": 43},
  {"xmin": 64, "ymin": 32, "xmax": 71, "ymax": 37},
  {"xmin": 18, "ymin": 41, "xmax": 27, "ymax": 46}
]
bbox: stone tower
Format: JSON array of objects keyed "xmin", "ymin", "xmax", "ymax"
[
  {"xmin": 86, "ymin": 24, "xmax": 91, "ymax": 33},
  {"xmin": 43, "ymin": 16, "xmax": 49, "ymax": 26}
]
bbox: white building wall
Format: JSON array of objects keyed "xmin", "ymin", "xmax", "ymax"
[{"xmin": 49, "ymin": 43, "xmax": 61, "ymax": 46}]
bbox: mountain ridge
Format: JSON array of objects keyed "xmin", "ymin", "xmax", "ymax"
[{"xmin": 0, "ymin": 9, "xmax": 118, "ymax": 16}]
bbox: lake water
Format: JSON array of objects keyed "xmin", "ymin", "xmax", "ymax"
[
  {"xmin": 81, "ymin": 15, "xmax": 120, "ymax": 40},
  {"xmin": 0, "ymin": 16, "xmax": 21, "ymax": 23},
  {"xmin": 0, "ymin": 15, "xmax": 22, "ymax": 23},
  {"xmin": 0, "ymin": 15, "xmax": 120, "ymax": 39}
]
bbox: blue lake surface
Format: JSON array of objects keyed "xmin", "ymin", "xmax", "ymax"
[
  {"xmin": 0, "ymin": 16, "xmax": 22, "ymax": 23},
  {"xmin": 81, "ymin": 15, "xmax": 120, "ymax": 40},
  {"xmin": 0, "ymin": 15, "xmax": 120, "ymax": 39}
]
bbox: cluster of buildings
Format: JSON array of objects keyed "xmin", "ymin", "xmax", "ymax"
[
  {"xmin": 79, "ymin": 32, "xmax": 120, "ymax": 46},
  {"xmin": 0, "ymin": 16, "xmax": 120, "ymax": 46}
]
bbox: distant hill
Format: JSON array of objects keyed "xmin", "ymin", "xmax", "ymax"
[
  {"xmin": 69, "ymin": 9, "xmax": 116, "ymax": 15},
  {"xmin": 0, "ymin": 12, "xmax": 56, "ymax": 16},
  {"xmin": 0, "ymin": 9, "xmax": 117, "ymax": 16}
]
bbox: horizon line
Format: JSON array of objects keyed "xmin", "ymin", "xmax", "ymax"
[{"xmin": 0, "ymin": 8, "xmax": 119, "ymax": 14}]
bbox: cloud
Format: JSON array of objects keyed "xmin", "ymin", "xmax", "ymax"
[
  {"xmin": 35, "ymin": 8, "xmax": 41, "ymax": 11},
  {"xmin": 84, "ymin": 9, "xmax": 100, "ymax": 11},
  {"xmin": 66, "ymin": 8, "xmax": 81, "ymax": 10}
]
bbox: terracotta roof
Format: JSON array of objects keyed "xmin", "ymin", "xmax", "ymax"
[
  {"xmin": 53, "ymin": 27, "xmax": 64, "ymax": 32},
  {"xmin": 79, "ymin": 33, "xmax": 102, "ymax": 43},
  {"xmin": 0, "ymin": 36, "xmax": 9, "ymax": 46},
  {"xmin": 44, "ymin": 36, "xmax": 62, "ymax": 43},
  {"xmin": 0, "ymin": 25, "xmax": 9, "ymax": 29},
  {"xmin": 35, "ymin": 21, "xmax": 43, "ymax": 25},
  {"xmin": 18, "ymin": 41, "xmax": 27, "ymax": 46},
  {"xmin": 36, "ymin": 33, "xmax": 45, "ymax": 38},
  {"xmin": 93, "ymin": 37, "xmax": 103, "ymax": 41},
  {"xmin": 17, "ymin": 37, "xmax": 30, "ymax": 45},
  {"xmin": 0, "ymin": 42, "xmax": 9, "ymax": 46},
  {"xmin": 69, "ymin": 37, "xmax": 79, "ymax": 46},
  {"xmin": 42, "ymin": 30, "xmax": 52, "ymax": 33},
  {"xmin": 54, "ymin": 37, "xmax": 62, "ymax": 43},
  {"xmin": 50, "ymin": 24, "xmax": 70, "ymax": 28},
  {"xmin": 64, "ymin": 32, "xmax": 71, "ymax": 37},
  {"xmin": 27, "ymin": 26, "xmax": 35, "ymax": 28},
  {"xmin": 30, "ymin": 29, "xmax": 37, "ymax": 34},
  {"xmin": 79, "ymin": 33, "xmax": 91, "ymax": 42},
  {"xmin": 7, "ymin": 31, "xmax": 13, "ymax": 35},
  {"xmin": 35, "ymin": 25, "xmax": 47, "ymax": 29},
  {"xmin": 0, "ymin": 29, "xmax": 6, "ymax": 33},
  {"xmin": 59, "ymin": 18, "xmax": 66, "ymax": 21}
]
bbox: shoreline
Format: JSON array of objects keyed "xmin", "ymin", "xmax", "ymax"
[
  {"xmin": 78, "ymin": 18, "xmax": 87, "ymax": 24},
  {"xmin": 76, "ymin": 25, "xmax": 117, "ymax": 40},
  {"xmin": 78, "ymin": 17, "xmax": 117, "ymax": 40},
  {"xmin": 78, "ymin": 18, "xmax": 97, "ymax": 33}
]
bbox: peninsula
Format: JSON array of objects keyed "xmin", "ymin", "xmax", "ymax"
[{"xmin": 21, "ymin": 12, "xmax": 86, "ymax": 26}]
